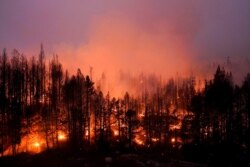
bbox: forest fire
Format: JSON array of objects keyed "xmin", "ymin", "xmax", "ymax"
[
  {"xmin": 1, "ymin": 0, "xmax": 250, "ymax": 166},
  {"xmin": 0, "ymin": 48, "xmax": 232, "ymax": 159},
  {"xmin": 2, "ymin": 132, "xmax": 45, "ymax": 156},
  {"xmin": 0, "ymin": 40, "xmax": 249, "ymax": 167},
  {"xmin": 0, "ymin": 50, "xmax": 218, "ymax": 156}
]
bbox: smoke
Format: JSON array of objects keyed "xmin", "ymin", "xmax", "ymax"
[
  {"xmin": 53, "ymin": 3, "xmax": 203, "ymax": 97},
  {"xmin": 1, "ymin": 0, "xmax": 250, "ymax": 97},
  {"xmin": 52, "ymin": 1, "xmax": 250, "ymax": 97}
]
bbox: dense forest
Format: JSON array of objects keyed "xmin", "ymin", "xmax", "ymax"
[{"xmin": 0, "ymin": 46, "xmax": 250, "ymax": 165}]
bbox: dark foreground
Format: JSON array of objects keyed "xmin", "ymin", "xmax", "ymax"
[
  {"xmin": 0, "ymin": 151, "xmax": 204, "ymax": 167},
  {"xmin": 1, "ymin": 144, "xmax": 250, "ymax": 167}
]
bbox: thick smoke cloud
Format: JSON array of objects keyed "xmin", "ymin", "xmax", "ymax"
[
  {"xmin": 1, "ymin": 0, "xmax": 250, "ymax": 96},
  {"xmin": 54, "ymin": 10, "xmax": 194, "ymax": 96}
]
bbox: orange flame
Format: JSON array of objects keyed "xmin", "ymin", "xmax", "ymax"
[{"xmin": 58, "ymin": 131, "xmax": 67, "ymax": 141}]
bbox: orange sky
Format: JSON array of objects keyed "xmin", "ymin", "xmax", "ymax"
[
  {"xmin": 53, "ymin": 13, "xmax": 195, "ymax": 97},
  {"xmin": 1, "ymin": 0, "xmax": 250, "ymax": 97}
]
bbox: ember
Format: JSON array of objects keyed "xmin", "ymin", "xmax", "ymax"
[
  {"xmin": 58, "ymin": 131, "xmax": 67, "ymax": 141},
  {"xmin": 171, "ymin": 138, "xmax": 176, "ymax": 143}
]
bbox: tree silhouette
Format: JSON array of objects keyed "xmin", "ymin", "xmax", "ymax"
[
  {"xmin": 125, "ymin": 109, "xmax": 139, "ymax": 148},
  {"xmin": 1, "ymin": 46, "xmax": 250, "ymax": 167},
  {"xmin": 241, "ymin": 73, "xmax": 250, "ymax": 147},
  {"xmin": 204, "ymin": 66, "xmax": 234, "ymax": 143}
]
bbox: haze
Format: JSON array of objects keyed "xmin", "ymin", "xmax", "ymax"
[{"xmin": 1, "ymin": 0, "xmax": 250, "ymax": 96}]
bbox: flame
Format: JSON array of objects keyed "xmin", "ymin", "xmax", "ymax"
[
  {"xmin": 134, "ymin": 138, "xmax": 144, "ymax": 145},
  {"xmin": 169, "ymin": 124, "xmax": 181, "ymax": 130},
  {"xmin": 58, "ymin": 134, "xmax": 66, "ymax": 141},
  {"xmin": 58, "ymin": 131, "xmax": 67, "ymax": 141},
  {"xmin": 113, "ymin": 130, "xmax": 119, "ymax": 136},
  {"xmin": 134, "ymin": 127, "xmax": 145, "ymax": 145},
  {"xmin": 32, "ymin": 141, "xmax": 42, "ymax": 153},
  {"xmin": 34, "ymin": 142, "xmax": 40, "ymax": 147},
  {"xmin": 138, "ymin": 113, "xmax": 145, "ymax": 118},
  {"xmin": 151, "ymin": 138, "xmax": 159, "ymax": 142},
  {"xmin": 171, "ymin": 137, "xmax": 176, "ymax": 143}
]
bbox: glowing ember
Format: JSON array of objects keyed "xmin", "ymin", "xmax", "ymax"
[
  {"xmin": 113, "ymin": 130, "xmax": 119, "ymax": 136},
  {"xmin": 169, "ymin": 124, "xmax": 181, "ymax": 130},
  {"xmin": 58, "ymin": 134, "xmax": 66, "ymax": 141},
  {"xmin": 151, "ymin": 138, "xmax": 159, "ymax": 142},
  {"xmin": 138, "ymin": 113, "xmax": 145, "ymax": 118},
  {"xmin": 171, "ymin": 137, "xmax": 176, "ymax": 143},
  {"xmin": 58, "ymin": 131, "xmax": 67, "ymax": 141},
  {"xmin": 135, "ymin": 138, "xmax": 143, "ymax": 145}
]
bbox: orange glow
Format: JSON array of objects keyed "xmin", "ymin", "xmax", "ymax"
[
  {"xmin": 113, "ymin": 130, "xmax": 119, "ymax": 136},
  {"xmin": 169, "ymin": 124, "xmax": 181, "ymax": 130},
  {"xmin": 133, "ymin": 127, "xmax": 145, "ymax": 145},
  {"xmin": 32, "ymin": 141, "xmax": 41, "ymax": 153},
  {"xmin": 34, "ymin": 142, "xmax": 40, "ymax": 147},
  {"xmin": 134, "ymin": 138, "xmax": 144, "ymax": 145},
  {"xmin": 58, "ymin": 131, "xmax": 67, "ymax": 141},
  {"xmin": 151, "ymin": 138, "xmax": 159, "ymax": 142},
  {"xmin": 171, "ymin": 137, "xmax": 176, "ymax": 143},
  {"xmin": 138, "ymin": 113, "xmax": 145, "ymax": 118},
  {"xmin": 195, "ymin": 77, "xmax": 205, "ymax": 92},
  {"xmin": 58, "ymin": 134, "xmax": 66, "ymax": 141},
  {"xmin": 169, "ymin": 109, "xmax": 191, "ymax": 131}
]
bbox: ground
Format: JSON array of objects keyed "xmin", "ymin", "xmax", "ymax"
[
  {"xmin": 0, "ymin": 144, "xmax": 249, "ymax": 167},
  {"xmin": 0, "ymin": 148, "xmax": 205, "ymax": 167}
]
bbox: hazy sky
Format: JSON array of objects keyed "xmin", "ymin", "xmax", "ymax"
[{"xmin": 1, "ymin": 0, "xmax": 250, "ymax": 95}]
